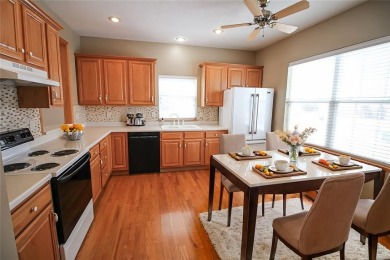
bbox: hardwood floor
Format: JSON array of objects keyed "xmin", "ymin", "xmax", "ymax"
[{"xmin": 76, "ymin": 170, "xmax": 390, "ymax": 259}]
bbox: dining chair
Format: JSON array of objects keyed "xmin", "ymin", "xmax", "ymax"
[
  {"xmin": 270, "ymin": 173, "xmax": 365, "ymax": 260},
  {"xmin": 351, "ymin": 174, "xmax": 390, "ymax": 260},
  {"xmin": 218, "ymin": 134, "xmax": 266, "ymax": 226},
  {"xmin": 266, "ymin": 132, "xmax": 304, "ymax": 216}
]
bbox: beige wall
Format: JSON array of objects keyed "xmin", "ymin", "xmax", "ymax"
[
  {"xmin": 256, "ymin": 1, "xmax": 390, "ymax": 130},
  {"xmin": 35, "ymin": 1, "xmax": 81, "ymax": 131}
]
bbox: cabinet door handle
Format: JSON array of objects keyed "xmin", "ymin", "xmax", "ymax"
[
  {"xmin": 51, "ymin": 89, "xmax": 58, "ymax": 100},
  {"xmin": 100, "ymin": 159, "xmax": 103, "ymax": 165},
  {"xmin": 28, "ymin": 51, "xmax": 33, "ymax": 57},
  {"xmin": 105, "ymin": 95, "xmax": 108, "ymax": 102},
  {"xmin": 151, "ymin": 96, "xmax": 154, "ymax": 102},
  {"xmin": 53, "ymin": 211, "xmax": 59, "ymax": 222},
  {"xmin": 205, "ymin": 142, "xmax": 208, "ymax": 147},
  {"xmin": 31, "ymin": 206, "xmax": 38, "ymax": 212},
  {"xmin": 179, "ymin": 143, "xmax": 182, "ymax": 148},
  {"xmin": 99, "ymin": 94, "xmax": 102, "ymax": 103},
  {"xmin": 184, "ymin": 143, "xmax": 187, "ymax": 148},
  {"xmin": 20, "ymin": 48, "xmax": 25, "ymax": 53}
]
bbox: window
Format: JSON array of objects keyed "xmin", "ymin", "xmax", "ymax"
[
  {"xmin": 159, "ymin": 75, "xmax": 197, "ymax": 119},
  {"xmin": 285, "ymin": 37, "xmax": 390, "ymax": 164}
]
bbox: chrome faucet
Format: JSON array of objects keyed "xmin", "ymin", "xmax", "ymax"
[{"xmin": 169, "ymin": 113, "xmax": 180, "ymax": 125}]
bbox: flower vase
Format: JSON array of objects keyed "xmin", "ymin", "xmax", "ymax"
[
  {"xmin": 66, "ymin": 131, "xmax": 83, "ymax": 141},
  {"xmin": 289, "ymin": 145, "xmax": 299, "ymax": 162}
]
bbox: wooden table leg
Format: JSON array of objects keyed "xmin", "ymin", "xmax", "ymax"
[
  {"xmin": 208, "ymin": 163, "xmax": 216, "ymax": 221},
  {"xmin": 241, "ymin": 187, "xmax": 259, "ymax": 260}
]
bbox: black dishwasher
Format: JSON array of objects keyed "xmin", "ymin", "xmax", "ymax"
[{"xmin": 128, "ymin": 132, "xmax": 160, "ymax": 174}]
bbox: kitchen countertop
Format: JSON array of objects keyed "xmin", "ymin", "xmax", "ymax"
[
  {"xmin": 4, "ymin": 124, "xmax": 228, "ymax": 210},
  {"xmin": 5, "ymin": 173, "xmax": 52, "ymax": 210}
]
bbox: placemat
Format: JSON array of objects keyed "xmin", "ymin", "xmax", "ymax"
[
  {"xmin": 278, "ymin": 149, "xmax": 321, "ymax": 157},
  {"xmin": 312, "ymin": 160, "xmax": 363, "ymax": 171},
  {"xmin": 229, "ymin": 152, "xmax": 272, "ymax": 161},
  {"xmin": 252, "ymin": 166, "xmax": 307, "ymax": 179}
]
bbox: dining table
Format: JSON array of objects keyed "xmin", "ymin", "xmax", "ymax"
[{"xmin": 207, "ymin": 150, "xmax": 384, "ymax": 260}]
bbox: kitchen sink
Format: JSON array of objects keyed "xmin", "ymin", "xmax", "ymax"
[{"xmin": 160, "ymin": 125, "xmax": 201, "ymax": 130}]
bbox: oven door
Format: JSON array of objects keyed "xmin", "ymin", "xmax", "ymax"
[{"xmin": 51, "ymin": 152, "xmax": 92, "ymax": 244}]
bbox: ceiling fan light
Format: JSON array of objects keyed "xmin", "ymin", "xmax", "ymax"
[
  {"xmin": 108, "ymin": 16, "xmax": 120, "ymax": 23},
  {"xmin": 175, "ymin": 37, "xmax": 187, "ymax": 42},
  {"xmin": 213, "ymin": 29, "xmax": 224, "ymax": 34}
]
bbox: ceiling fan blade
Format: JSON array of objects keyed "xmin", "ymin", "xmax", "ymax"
[
  {"xmin": 273, "ymin": 0, "xmax": 310, "ymax": 20},
  {"xmin": 247, "ymin": 27, "xmax": 261, "ymax": 41},
  {"xmin": 272, "ymin": 22, "xmax": 298, "ymax": 34},
  {"xmin": 244, "ymin": 0, "xmax": 263, "ymax": 17},
  {"xmin": 221, "ymin": 23, "xmax": 253, "ymax": 29}
]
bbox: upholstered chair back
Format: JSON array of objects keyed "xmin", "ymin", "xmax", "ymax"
[
  {"xmin": 219, "ymin": 134, "xmax": 246, "ymax": 154},
  {"xmin": 365, "ymin": 175, "xmax": 390, "ymax": 234},
  {"xmin": 266, "ymin": 132, "xmax": 288, "ymax": 150},
  {"xmin": 299, "ymin": 173, "xmax": 365, "ymax": 255}
]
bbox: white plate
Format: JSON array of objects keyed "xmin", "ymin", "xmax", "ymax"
[
  {"xmin": 333, "ymin": 160, "xmax": 355, "ymax": 167},
  {"xmin": 237, "ymin": 152, "xmax": 255, "ymax": 157},
  {"xmin": 269, "ymin": 166, "xmax": 294, "ymax": 174}
]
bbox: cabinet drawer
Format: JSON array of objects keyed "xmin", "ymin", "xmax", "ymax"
[
  {"xmin": 184, "ymin": 132, "xmax": 204, "ymax": 139},
  {"xmin": 99, "ymin": 136, "xmax": 110, "ymax": 151},
  {"xmin": 90, "ymin": 144, "xmax": 100, "ymax": 161},
  {"xmin": 205, "ymin": 131, "xmax": 227, "ymax": 138},
  {"xmin": 12, "ymin": 183, "xmax": 51, "ymax": 237},
  {"xmin": 100, "ymin": 146, "xmax": 109, "ymax": 169},
  {"xmin": 161, "ymin": 132, "xmax": 183, "ymax": 140}
]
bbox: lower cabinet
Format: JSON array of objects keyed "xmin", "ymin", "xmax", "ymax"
[
  {"xmin": 111, "ymin": 132, "xmax": 128, "ymax": 171},
  {"xmin": 89, "ymin": 135, "xmax": 112, "ymax": 202},
  {"xmin": 11, "ymin": 183, "xmax": 60, "ymax": 260},
  {"xmin": 161, "ymin": 130, "xmax": 227, "ymax": 169}
]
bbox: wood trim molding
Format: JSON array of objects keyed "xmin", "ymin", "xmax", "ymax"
[
  {"xmin": 74, "ymin": 53, "xmax": 157, "ymax": 63},
  {"xmin": 199, "ymin": 62, "xmax": 264, "ymax": 69},
  {"xmin": 59, "ymin": 37, "xmax": 74, "ymax": 123}
]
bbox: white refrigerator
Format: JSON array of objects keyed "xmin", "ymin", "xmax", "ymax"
[{"xmin": 219, "ymin": 87, "xmax": 274, "ymax": 143}]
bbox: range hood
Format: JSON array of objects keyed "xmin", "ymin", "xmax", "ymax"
[{"xmin": 0, "ymin": 58, "xmax": 59, "ymax": 87}]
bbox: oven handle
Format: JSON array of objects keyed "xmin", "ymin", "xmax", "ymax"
[{"xmin": 57, "ymin": 153, "xmax": 91, "ymax": 183}]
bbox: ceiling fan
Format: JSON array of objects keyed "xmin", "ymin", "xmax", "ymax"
[{"xmin": 220, "ymin": 0, "xmax": 310, "ymax": 41}]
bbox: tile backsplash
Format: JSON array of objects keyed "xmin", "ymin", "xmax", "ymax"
[
  {"xmin": 0, "ymin": 83, "xmax": 42, "ymax": 137},
  {"xmin": 1, "ymin": 83, "xmax": 218, "ymax": 137}
]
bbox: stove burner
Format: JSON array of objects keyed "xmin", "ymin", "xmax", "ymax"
[
  {"xmin": 28, "ymin": 150, "xmax": 50, "ymax": 157},
  {"xmin": 31, "ymin": 163, "xmax": 60, "ymax": 171},
  {"xmin": 51, "ymin": 149, "xmax": 79, "ymax": 157},
  {"xmin": 4, "ymin": 163, "xmax": 32, "ymax": 173}
]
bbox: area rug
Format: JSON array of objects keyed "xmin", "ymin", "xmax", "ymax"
[{"xmin": 199, "ymin": 199, "xmax": 390, "ymax": 260}]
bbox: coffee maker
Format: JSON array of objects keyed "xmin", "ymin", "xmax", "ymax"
[
  {"xmin": 134, "ymin": 113, "xmax": 145, "ymax": 126},
  {"xmin": 126, "ymin": 114, "xmax": 135, "ymax": 126}
]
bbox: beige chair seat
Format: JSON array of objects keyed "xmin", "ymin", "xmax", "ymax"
[{"xmin": 272, "ymin": 211, "xmax": 307, "ymax": 250}]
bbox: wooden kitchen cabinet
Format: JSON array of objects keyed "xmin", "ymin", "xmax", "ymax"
[
  {"xmin": 111, "ymin": 132, "xmax": 128, "ymax": 171},
  {"xmin": 204, "ymin": 130, "xmax": 227, "ymax": 165},
  {"xmin": 160, "ymin": 132, "xmax": 184, "ymax": 168},
  {"xmin": 183, "ymin": 132, "xmax": 204, "ymax": 166},
  {"xmin": 17, "ymin": 23, "xmax": 63, "ymax": 108},
  {"xmin": 0, "ymin": 0, "xmax": 24, "ymax": 61},
  {"xmin": 128, "ymin": 60, "xmax": 156, "ymax": 105},
  {"xmin": 21, "ymin": 4, "xmax": 47, "ymax": 69},
  {"xmin": 103, "ymin": 59, "xmax": 128, "ymax": 105},
  {"xmin": 11, "ymin": 183, "xmax": 60, "ymax": 260},
  {"xmin": 200, "ymin": 63, "xmax": 227, "ymax": 107},
  {"xmin": 76, "ymin": 54, "xmax": 156, "ymax": 106},
  {"xmin": 76, "ymin": 57, "xmax": 103, "ymax": 105},
  {"xmin": 89, "ymin": 135, "xmax": 112, "ymax": 202},
  {"xmin": 228, "ymin": 65, "xmax": 263, "ymax": 88}
]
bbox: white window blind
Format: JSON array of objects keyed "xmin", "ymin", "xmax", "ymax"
[
  {"xmin": 159, "ymin": 75, "xmax": 197, "ymax": 119},
  {"xmin": 285, "ymin": 40, "xmax": 390, "ymax": 165}
]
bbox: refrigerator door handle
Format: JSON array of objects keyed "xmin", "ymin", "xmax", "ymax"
[
  {"xmin": 249, "ymin": 94, "xmax": 254, "ymax": 134},
  {"xmin": 254, "ymin": 94, "xmax": 260, "ymax": 134}
]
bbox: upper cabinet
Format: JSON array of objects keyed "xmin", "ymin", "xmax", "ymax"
[
  {"xmin": 200, "ymin": 62, "xmax": 264, "ymax": 107},
  {"xmin": 0, "ymin": 0, "xmax": 24, "ymax": 61},
  {"xmin": 0, "ymin": 0, "xmax": 62, "ymax": 71},
  {"xmin": 46, "ymin": 24, "xmax": 62, "ymax": 106},
  {"xmin": 200, "ymin": 63, "xmax": 228, "ymax": 107},
  {"xmin": 228, "ymin": 65, "xmax": 263, "ymax": 88},
  {"xmin": 75, "ymin": 54, "xmax": 156, "ymax": 106},
  {"xmin": 128, "ymin": 60, "xmax": 155, "ymax": 105}
]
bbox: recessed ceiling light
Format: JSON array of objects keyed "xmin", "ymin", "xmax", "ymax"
[
  {"xmin": 175, "ymin": 36, "xmax": 187, "ymax": 42},
  {"xmin": 213, "ymin": 29, "xmax": 224, "ymax": 34},
  {"xmin": 108, "ymin": 16, "xmax": 120, "ymax": 23}
]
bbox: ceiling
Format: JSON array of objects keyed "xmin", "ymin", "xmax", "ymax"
[{"xmin": 41, "ymin": 0, "xmax": 367, "ymax": 52}]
